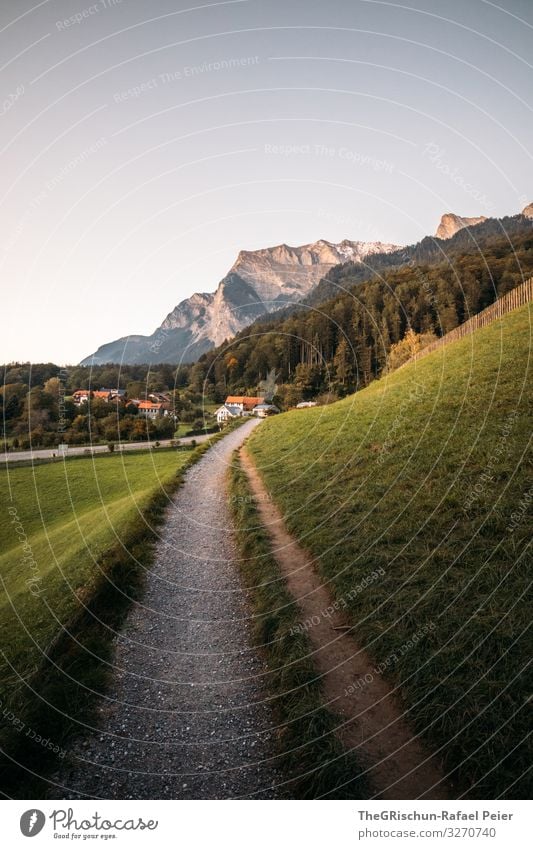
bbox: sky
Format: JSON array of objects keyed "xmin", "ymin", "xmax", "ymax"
[{"xmin": 1, "ymin": 0, "xmax": 532, "ymax": 364}]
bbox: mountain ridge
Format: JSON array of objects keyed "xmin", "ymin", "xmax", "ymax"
[
  {"xmin": 81, "ymin": 203, "xmax": 533, "ymax": 365},
  {"xmin": 81, "ymin": 237, "xmax": 399, "ymax": 365}
]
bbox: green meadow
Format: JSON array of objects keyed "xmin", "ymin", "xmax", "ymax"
[
  {"xmin": 0, "ymin": 449, "xmax": 192, "ymax": 687},
  {"xmin": 248, "ymin": 303, "xmax": 532, "ymax": 798}
]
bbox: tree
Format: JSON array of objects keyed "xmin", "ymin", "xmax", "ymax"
[
  {"xmin": 43, "ymin": 377, "xmax": 61, "ymax": 398},
  {"xmin": 333, "ymin": 338, "xmax": 354, "ymax": 388},
  {"xmin": 293, "ymin": 363, "xmax": 314, "ymax": 400},
  {"xmin": 131, "ymin": 417, "xmax": 155, "ymax": 441},
  {"xmin": 387, "ymin": 329, "xmax": 437, "ymax": 371}
]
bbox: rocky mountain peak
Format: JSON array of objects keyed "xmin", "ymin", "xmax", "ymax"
[
  {"xmin": 81, "ymin": 235, "xmax": 400, "ymax": 365},
  {"xmin": 435, "ymin": 212, "xmax": 488, "ymax": 240}
]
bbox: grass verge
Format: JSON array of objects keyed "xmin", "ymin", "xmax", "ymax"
[{"xmin": 228, "ymin": 454, "xmax": 367, "ymax": 799}]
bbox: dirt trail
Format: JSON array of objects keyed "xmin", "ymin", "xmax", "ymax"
[
  {"xmin": 241, "ymin": 447, "xmax": 450, "ymax": 800},
  {"xmin": 51, "ymin": 420, "xmax": 283, "ymax": 800}
]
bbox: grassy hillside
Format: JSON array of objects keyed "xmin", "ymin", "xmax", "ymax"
[
  {"xmin": 0, "ymin": 447, "xmax": 193, "ymax": 795},
  {"xmin": 247, "ymin": 302, "xmax": 532, "ymax": 799}
]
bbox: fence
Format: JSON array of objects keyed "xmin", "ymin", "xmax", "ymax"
[{"xmin": 399, "ymin": 276, "xmax": 533, "ymax": 369}]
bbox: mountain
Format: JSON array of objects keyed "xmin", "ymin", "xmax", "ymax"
[
  {"xmin": 194, "ymin": 221, "xmax": 533, "ymax": 401},
  {"xmin": 434, "ymin": 204, "xmax": 533, "ymax": 238},
  {"xmin": 435, "ymin": 212, "xmax": 488, "ymax": 239},
  {"xmin": 306, "ymin": 205, "xmax": 533, "ymax": 307},
  {"xmin": 80, "ymin": 238, "xmax": 399, "ymax": 365}
]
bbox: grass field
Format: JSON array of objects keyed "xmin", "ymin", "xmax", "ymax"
[
  {"xmin": 0, "ymin": 447, "xmax": 193, "ymax": 794},
  {"xmin": 247, "ymin": 303, "xmax": 532, "ymax": 798},
  {"xmin": 1, "ymin": 449, "xmax": 192, "ymax": 683}
]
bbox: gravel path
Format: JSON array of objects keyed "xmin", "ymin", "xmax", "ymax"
[{"xmin": 50, "ymin": 420, "xmax": 284, "ymax": 800}]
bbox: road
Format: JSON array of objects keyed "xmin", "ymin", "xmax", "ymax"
[
  {"xmin": 49, "ymin": 418, "xmax": 283, "ymax": 800},
  {"xmin": 0, "ymin": 433, "xmax": 213, "ymax": 464}
]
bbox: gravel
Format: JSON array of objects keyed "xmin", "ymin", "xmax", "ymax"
[{"xmin": 50, "ymin": 420, "xmax": 284, "ymax": 799}]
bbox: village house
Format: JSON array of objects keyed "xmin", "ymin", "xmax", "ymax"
[
  {"xmin": 215, "ymin": 395, "xmax": 280, "ymax": 425},
  {"xmin": 147, "ymin": 391, "xmax": 171, "ymax": 404},
  {"xmin": 135, "ymin": 400, "xmax": 170, "ymax": 419},
  {"xmin": 72, "ymin": 389, "xmax": 91, "ymax": 405},
  {"xmin": 215, "ymin": 403, "xmax": 243, "ymax": 425},
  {"xmin": 225, "ymin": 395, "xmax": 265, "ymax": 413},
  {"xmin": 252, "ymin": 403, "xmax": 280, "ymax": 418}
]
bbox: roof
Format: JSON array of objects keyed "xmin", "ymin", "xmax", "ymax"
[
  {"xmin": 225, "ymin": 395, "xmax": 265, "ymax": 408},
  {"xmin": 253, "ymin": 403, "xmax": 279, "ymax": 410},
  {"xmin": 138, "ymin": 401, "xmax": 163, "ymax": 410}
]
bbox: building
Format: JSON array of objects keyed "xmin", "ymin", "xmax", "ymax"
[
  {"xmin": 252, "ymin": 403, "xmax": 280, "ymax": 418},
  {"xmin": 225, "ymin": 395, "xmax": 265, "ymax": 414},
  {"xmin": 296, "ymin": 401, "xmax": 318, "ymax": 409},
  {"xmin": 137, "ymin": 401, "xmax": 168, "ymax": 419},
  {"xmin": 215, "ymin": 404, "xmax": 243, "ymax": 425},
  {"xmin": 72, "ymin": 390, "xmax": 91, "ymax": 405}
]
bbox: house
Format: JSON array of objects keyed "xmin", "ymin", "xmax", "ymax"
[
  {"xmin": 148, "ymin": 391, "xmax": 171, "ymax": 404},
  {"xmin": 252, "ymin": 403, "xmax": 280, "ymax": 418},
  {"xmin": 225, "ymin": 395, "xmax": 265, "ymax": 414},
  {"xmin": 216, "ymin": 404, "xmax": 243, "ymax": 425},
  {"xmin": 296, "ymin": 401, "xmax": 318, "ymax": 409},
  {"xmin": 96, "ymin": 388, "xmax": 126, "ymax": 402},
  {"xmin": 137, "ymin": 401, "xmax": 167, "ymax": 419},
  {"xmin": 72, "ymin": 390, "xmax": 91, "ymax": 405}
]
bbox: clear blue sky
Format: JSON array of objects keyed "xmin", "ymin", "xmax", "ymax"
[{"xmin": 1, "ymin": 0, "xmax": 532, "ymax": 363}]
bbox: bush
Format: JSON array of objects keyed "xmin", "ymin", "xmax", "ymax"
[
  {"xmin": 387, "ymin": 329, "xmax": 437, "ymax": 371},
  {"xmin": 107, "ymin": 443, "xmax": 115, "ymax": 453}
]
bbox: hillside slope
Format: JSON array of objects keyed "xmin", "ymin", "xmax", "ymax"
[{"xmin": 247, "ymin": 303, "xmax": 532, "ymax": 798}]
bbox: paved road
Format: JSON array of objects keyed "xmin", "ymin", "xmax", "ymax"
[
  {"xmin": 0, "ymin": 433, "xmax": 212, "ymax": 464},
  {"xmin": 49, "ymin": 418, "xmax": 283, "ymax": 800}
]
